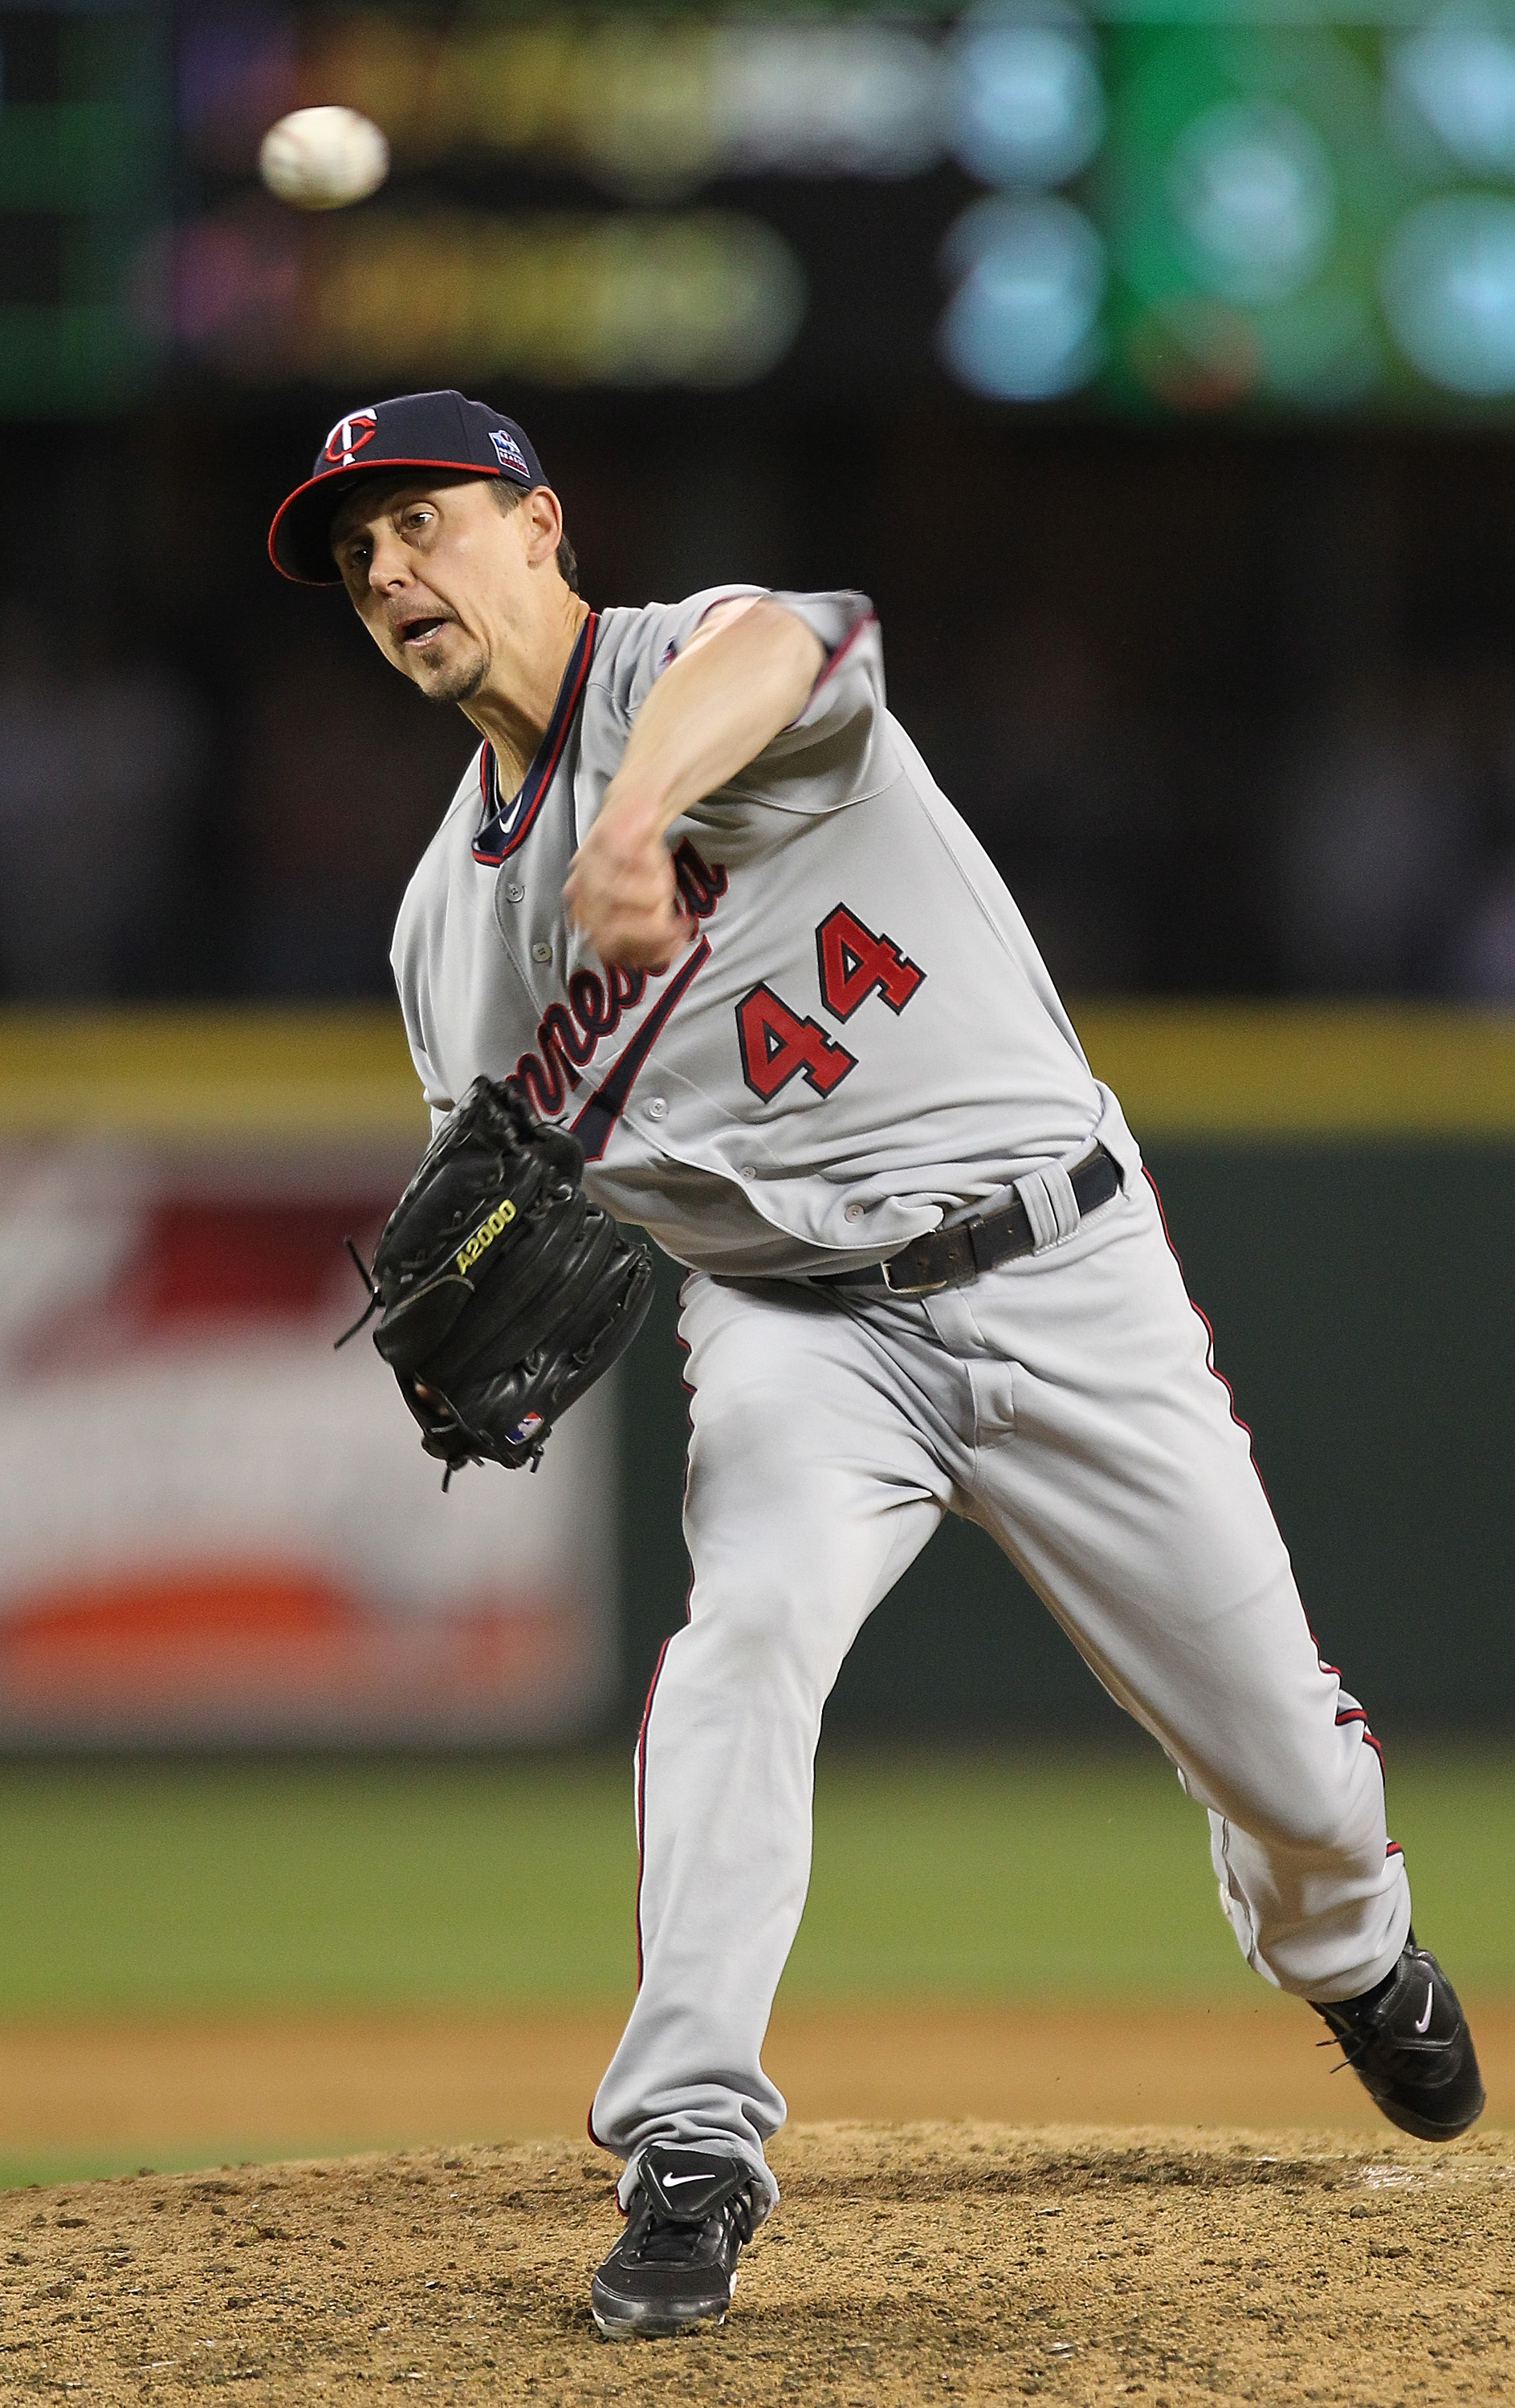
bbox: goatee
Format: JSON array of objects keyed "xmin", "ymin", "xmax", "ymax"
[{"xmin": 420, "ymin": 650, "xmax": 489, "ymax": 706}]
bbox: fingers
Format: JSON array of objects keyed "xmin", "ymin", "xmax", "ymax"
[
  {"xmin": 562, "ymin": 823, "xmax": 697, "ymax": 971},
  {"xmin": 565, "ymin": 893, "xmax": 697, "ymax": 973}
]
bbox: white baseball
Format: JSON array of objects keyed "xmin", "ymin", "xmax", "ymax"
[{"xmin": 259, "ymin": 106, "xmax": 389, "ymax": 211}]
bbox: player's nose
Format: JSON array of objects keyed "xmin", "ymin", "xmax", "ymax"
[{"xmin": 364, "ymin": 531, "xmax": 413, "ymax": 593}]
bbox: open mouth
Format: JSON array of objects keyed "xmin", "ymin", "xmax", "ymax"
[{"xmin": 397, "ymin": 616, "xmax": 449, "ymax": 651}]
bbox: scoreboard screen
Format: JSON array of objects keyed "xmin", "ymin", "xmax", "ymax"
[
  {"xmin": 0, "ymin": 5, "xmax": 169, "ymax": 414},
  {"xmin": 10, "ymin": 2, "xmax": 1515, "ymax": 419}
]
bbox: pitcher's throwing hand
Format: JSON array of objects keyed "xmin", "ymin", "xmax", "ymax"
[{"xmin": 563, "ymin": 789, "xmax": 694, "ymax": 974}]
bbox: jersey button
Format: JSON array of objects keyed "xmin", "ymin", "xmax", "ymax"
[
  {"xmin": 531, "ymin": 942, "xmax": 552, "ymax": 963},
  {"xmin": 845, "ymin": 1203, "xmax": 865, "ymax": 1222},
  {"xmin": 504, "ymin": 883, "xmax": 525, "ymax": 903},
  {"xmin": 739, "ymin": 1165, "xmax": 757, "ymax": 1180},
  {"xmin": 645, "ymin": 1097, "xmax": 667, "ymax": 1119}
]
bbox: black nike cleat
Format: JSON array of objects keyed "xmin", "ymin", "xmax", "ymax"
[
  {"xmin": 590, "ymin": 2146, "xmax": 757, "ymax": 2340},
  {"xmin": 1313, "ymin": 1936, "xmax": 1485, "ymax": 2142}
]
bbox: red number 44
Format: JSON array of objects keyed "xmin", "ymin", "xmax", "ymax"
[
  {"xmin": 735, "ymin": 905, "xmax": 924, "ymax": 1101},
  {"xmin": 815, "ymin": 904, "xmax": 924, "ymax": 1020}
]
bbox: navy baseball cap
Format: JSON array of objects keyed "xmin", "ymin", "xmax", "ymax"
[{"xmin": 268, "ymin": 389, "xmax": 547, "ymax": 585}]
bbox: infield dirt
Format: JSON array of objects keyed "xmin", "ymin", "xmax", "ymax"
[
  {"xmin": 9, "ymin": 1999, "xmax": 1515, "ymax": 2167},
  {"xmin": 3, "ymin": 2121, "xmax": 1511, "ymax": 2406}
]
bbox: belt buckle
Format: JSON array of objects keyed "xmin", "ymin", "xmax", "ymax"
[
  {"xmin": 879, "ymin": 1257, "xmax": 948, "ymax": 1298},
  {"xmin": 881, "ymin": 1237, "xmax": 979, "ymax": 1298}
]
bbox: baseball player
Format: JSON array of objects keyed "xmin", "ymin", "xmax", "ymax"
[{"xmin": 270, "ymin": 390, "xmax": 1484, "ymax": 2341}]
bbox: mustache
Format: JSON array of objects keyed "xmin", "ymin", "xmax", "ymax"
[{"xmin": 384, "ymin": 599, "xmax": 455, "ymax": 639}]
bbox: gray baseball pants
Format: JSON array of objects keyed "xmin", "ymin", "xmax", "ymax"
[{"xmin": 591, "ymin": 1152, "xmax": 1411, "ymax": 2214}]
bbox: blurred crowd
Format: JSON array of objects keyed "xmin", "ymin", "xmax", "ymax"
[
  {"xmin": 5, "ymin": 401, "xmax": 1515, "ymax": 1005},
  {"xmin": 907, "ymin": 627, "xmax": 1515, "ymax": 1000}
]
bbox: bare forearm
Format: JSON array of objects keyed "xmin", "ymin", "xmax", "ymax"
[
  {"xmin": 605, "ymin": 599, "xmax": 825, "ymax": 836},
  {"xmin": 563, "ymin": 599, "xmax": 826, "ymax": 969}
]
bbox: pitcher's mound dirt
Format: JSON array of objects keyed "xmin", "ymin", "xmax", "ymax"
[{"xmin": 4, "ymin": 2122, "xmax": 1511, "ymax": 2406}]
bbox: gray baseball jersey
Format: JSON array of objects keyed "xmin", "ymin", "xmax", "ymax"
[{"xmin": 391, "ymin": 588, "xmax": 1126, "ymax": 1279}]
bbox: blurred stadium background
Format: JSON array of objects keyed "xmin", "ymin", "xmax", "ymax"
[{"xmin": 2, "ymin": 0, "xmax": 1515, "ymax": 2183}]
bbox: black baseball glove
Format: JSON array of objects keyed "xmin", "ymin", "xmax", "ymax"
[{"xmin": 341, "ymin": 1076, "xmax": 654, "ymax": 1482}]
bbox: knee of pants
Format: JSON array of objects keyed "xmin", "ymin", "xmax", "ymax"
[
  {"xmin": 1199, "ymin": 1732, "xmax": 1384, "ymax": 1864},
  {"xmin": 661, "ymin": 1576, "xmax": 851, "ymax": 1723}
]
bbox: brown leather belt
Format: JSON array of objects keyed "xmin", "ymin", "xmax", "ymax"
[{"xmin": 816, "ymin": 1143, "xmax": 1122, "ymax": 1298}]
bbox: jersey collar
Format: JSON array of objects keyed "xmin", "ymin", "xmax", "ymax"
[{"xmin": 473, "ymin": 610, "xmax": 598, "ymax": 866}]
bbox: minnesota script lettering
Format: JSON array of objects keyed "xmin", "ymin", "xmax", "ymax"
[{"xmin": 512, "ymin": 840, "xmax": 727, "ymax": 1119}]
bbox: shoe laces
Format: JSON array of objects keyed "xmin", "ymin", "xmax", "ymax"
[
  {"xmin": 1315, "ymin": 1948, "xmax": 1444, "ymax": 2072},
  {"xmin": 1317, "ymin": 2028, "xmax": 1374, "ymax": 2073},
  {"xmin": 629, "ymin": 2189, "xmax": 754, "ymax": 2265}
]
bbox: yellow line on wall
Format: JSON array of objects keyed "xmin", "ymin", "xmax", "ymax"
[
  {"xmin": 0, "ymin": 1007, "xmax": 428, "ymax": 1141},
  {"xmin": 1, "ymin": 1002, "xmax": 1514, "ymax": 1141},
  {"xmin": 1073, "ymin": 1002, "xmax": 1515, "ymax": 1137}
]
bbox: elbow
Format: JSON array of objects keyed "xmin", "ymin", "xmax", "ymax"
[{"xmin": 753, "ymin": 597, "xmax": 826, "ymax": 698}]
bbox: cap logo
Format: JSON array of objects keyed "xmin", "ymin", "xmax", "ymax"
[
  {"xmin": 489, "ymin": 427, "xmax": 530, "ymax": 475},
  {"xmin": 323, "ymin": 409, "xmax": 379, "ymax": 469}
]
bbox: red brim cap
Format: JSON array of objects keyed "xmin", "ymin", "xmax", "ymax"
[{"xmin": 267, "ymin": 388, "xmax": 545, "ymax": 584}]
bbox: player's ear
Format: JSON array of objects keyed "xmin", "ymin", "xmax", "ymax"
[{"xmin": 520, "ymin": 485, "xmax": 564, "ymax": 568}]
